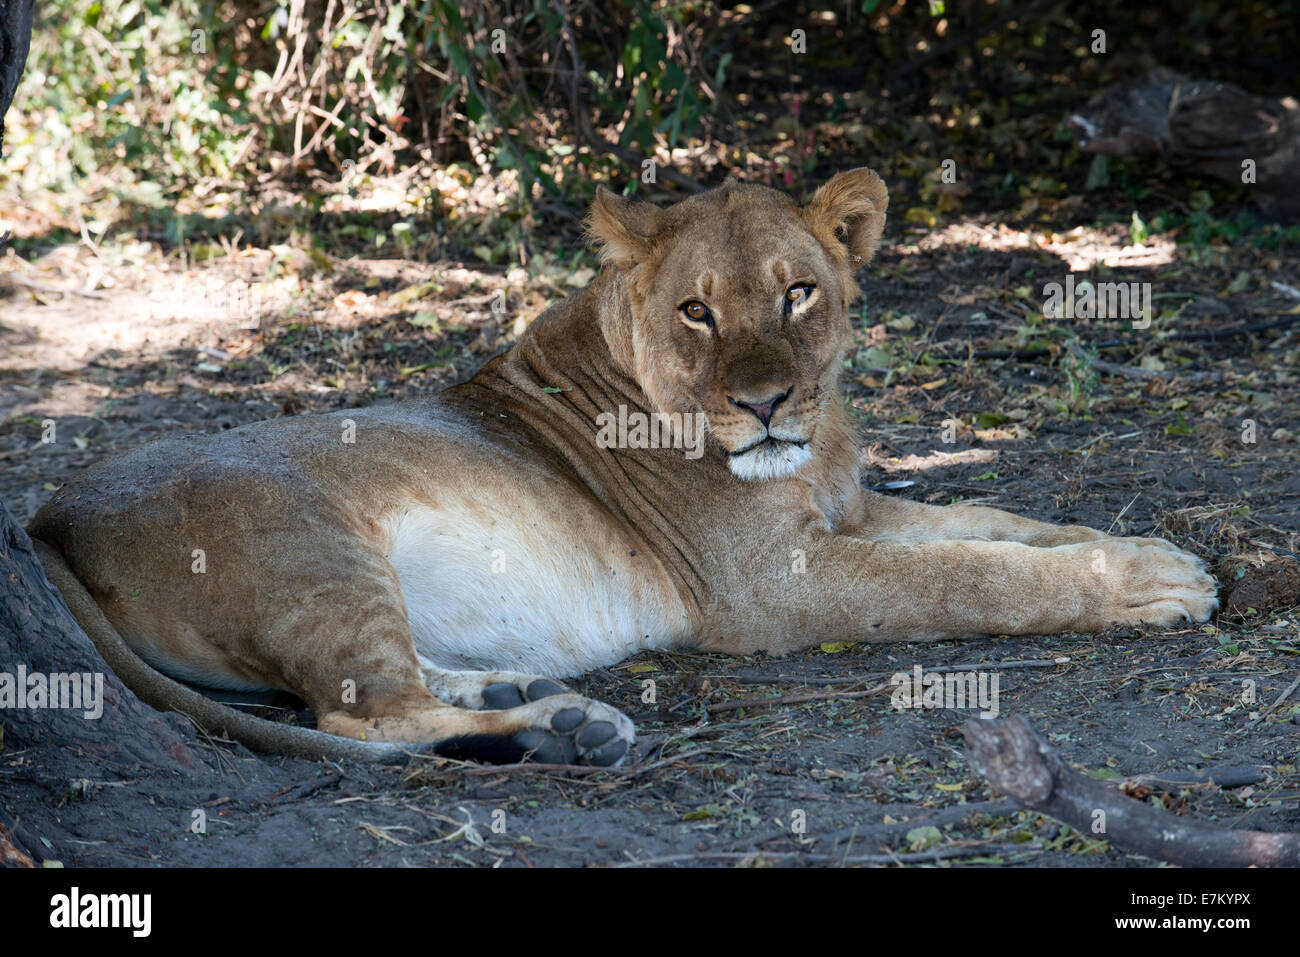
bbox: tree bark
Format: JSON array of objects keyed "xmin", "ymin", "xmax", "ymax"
[
  {"xmin": 0, "ymin": 497, "xmax": 198, "ymax": 771},
  {"xmin": 0, "ymin": 0, "xmax": 35, "ymax": 155}
]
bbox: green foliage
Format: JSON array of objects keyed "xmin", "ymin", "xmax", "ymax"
[
  {"xmin": 4, "ymin": 1, "xmax": 725, "ymax": 208},
  {"xmin": 605, "ymin": 2, "xmax": 709, "ymax": 150},
  {"xmin": 1055, "ymin": 338, "xmax": 1101, "ymax": 417},
  {"xmin": 9, "ymin": 0, "xmax": 249, "ymax": 194},
  {"xmin": 1144, "ymin": 206, "xmax": 1300, "ymax": 251}
]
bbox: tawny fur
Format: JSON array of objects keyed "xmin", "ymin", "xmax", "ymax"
[{"xmin": 29, "ymin": 169, "xmax": 1218, "ymax": 763}]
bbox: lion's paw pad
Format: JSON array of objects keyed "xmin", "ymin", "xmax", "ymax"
[
  {"xmin": 550, "ymin": 707, "xmax": 585, "ymax": 732},
  {"xmin": 510, "ymin": 695, "xmax": 633, "ymax": 767},
  {"xmin": 480, "ymin": 677, "xmax": 568, "ymax": 710}
]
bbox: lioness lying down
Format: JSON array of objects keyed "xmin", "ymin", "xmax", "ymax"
[{"xmin": 31, "ymin": 169, "xmax": 1218, "ymax": 766}]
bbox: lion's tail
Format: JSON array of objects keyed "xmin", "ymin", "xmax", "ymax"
[{"xmin": 32, "ymin": 539, "xmax": 411, "ymax": 764}]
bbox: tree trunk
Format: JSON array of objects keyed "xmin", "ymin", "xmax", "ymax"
[{"xmin": 0, "ymin": 0, "xmax": 35, "ymax": 155}]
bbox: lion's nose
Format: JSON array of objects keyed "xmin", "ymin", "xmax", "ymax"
[{"xmin": 728, "ymin": 389, "xmax": 791, "ymax": 427}]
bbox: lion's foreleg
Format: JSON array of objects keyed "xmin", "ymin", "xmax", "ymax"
[{"xmin": 708, "ymin": 534, "xmax": 1217, "ymax": 653}]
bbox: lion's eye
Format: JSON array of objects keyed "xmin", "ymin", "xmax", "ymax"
[
  {"xmin": 680, "ymin": 301, "xmax": 715, "ymax": 328},
  {"xmin": 784, "ymin": 284, "xmax": 816, "ymax": 315}
]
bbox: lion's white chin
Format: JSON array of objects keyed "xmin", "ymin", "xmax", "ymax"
[{"xmin": 727, "ymin": 441, "xmax": 812, "ymax": 481}]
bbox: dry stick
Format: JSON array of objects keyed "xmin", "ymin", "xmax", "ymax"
[
  {"xmin": 1172, "ymin": 315, "xmax": 1300, "ymax": 341},
  {"xmin": 1121, "ymin": 767, "xmax": 1267, "ymax": 790},
  {"xmin": 1065, "ymin": 341, "xmax": 1221, "ymax": 383},
  {"xmin": 1107, "ymin": 491, "xmax": 1142, "ymax": 535},
  {"xmin": 706, "ymin": 681, "xmax": 893, "ymax": 715},
  {"xmin": 815, "ymin": 768, "xmax": 1267, "ymax": 853},
  {"xmin": 914, "ymin": 658, "xmax": 1070, "ymax": 675},
  {"xmin": 964, "ymin": 715, "xmax": 1300, "ymax": 866},
  {"xmin": 1242, "ymin": 671, "xmax": 1300, "ymax": 732}
]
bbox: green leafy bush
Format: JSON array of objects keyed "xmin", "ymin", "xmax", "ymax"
[{"xmin": 3, "ymin": 0, "xmax": 726, "ymax": 208}]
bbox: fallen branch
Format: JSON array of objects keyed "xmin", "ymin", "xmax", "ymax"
[
  {"xmin": 0, "ymin": 808, "xmax": 34, "ymax": 868},
  {"xmin": 1065, "ymin": 342, "xmax": 1222, "ymax": 383},
  {"xmin": 1068, "ymin": 67, "xmax": 1300, "ymax": 222},
  {"xmin": 964, "ymin": 715, "xmax": 1300, "ymax": 866}
]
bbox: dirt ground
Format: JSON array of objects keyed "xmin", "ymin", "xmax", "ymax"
[{"xmin": 2, "ymin": 186, "xmax": 1298, "ymax": 867}]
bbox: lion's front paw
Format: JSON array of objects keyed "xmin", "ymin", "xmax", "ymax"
[
  {"xmin": 1067, "ymin": 539, "xmax": 1219, "ymax": 628},
  {"xmin": 510, "ymin": 694, "xmax": 635, "ymax": 767}
]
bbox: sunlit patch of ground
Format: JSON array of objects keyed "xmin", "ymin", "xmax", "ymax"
[{"xmin": 905, "ymin": 218, "xmax": 1178, "ymax": 270}]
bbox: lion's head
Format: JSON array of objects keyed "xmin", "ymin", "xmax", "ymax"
[{"xmin": 586, "ymin": 168, "xmax": 887, "ymax": 481}]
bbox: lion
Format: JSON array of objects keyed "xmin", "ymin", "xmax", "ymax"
[{"xmin": 30, "ymin": 169, "xmax": 1218, "ymax": 766}]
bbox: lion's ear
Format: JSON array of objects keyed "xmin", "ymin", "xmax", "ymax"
[
  {"xmin": 586, "ymin": 186, "xmax": 664, "ymax": 270},
  {"xmin": 802, "ymin": 168, "xmax": 889, "ymax": 269}
]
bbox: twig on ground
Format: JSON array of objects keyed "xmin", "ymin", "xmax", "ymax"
[
  {"xmin": 1242, "ymin": 671, "xmax": 1300, "ymax": 732},
  {"xmin": 1120, "ymin": 766, "xmax": 1267, "ymax": 789},
  {"xmin": 270, "ymin": 772, "xmax": 343, "ymax": 803},
  {"xmin": 1065, "ymin": 341, "xmax": 1221, "ymax": 383},
  {"xmin": 441, "ymin": 745, "xmax": 721, "ymax": 778}
]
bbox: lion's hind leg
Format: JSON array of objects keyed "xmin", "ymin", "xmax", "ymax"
[{"xmin": 201, "ymin": 538, "xmax": 634, "ymax": 766}]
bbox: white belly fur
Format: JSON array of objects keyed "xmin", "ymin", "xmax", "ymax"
[{"xmin": 382, "ymin": 500, "xmax": 689, "ymax": 677}]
